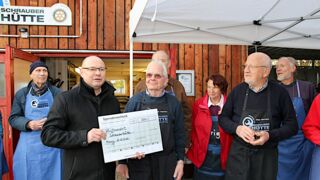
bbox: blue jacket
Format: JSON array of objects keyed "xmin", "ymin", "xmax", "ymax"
[{"xmin": 9, "ymin": 82, "xmax": 61, "ymax": 131}]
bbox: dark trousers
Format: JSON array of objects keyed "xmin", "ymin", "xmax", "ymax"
[
  {"xmin": 128, "ymin": 153, "xmax": 176, "ymax": 180},
  {"xmin": 225, "ymin": 140, "xmax": 278, "ymax": 180}
]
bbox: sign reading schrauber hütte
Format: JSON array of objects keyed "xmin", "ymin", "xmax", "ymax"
[{"xmin": 0, "ymin": 1, "xmax": 72, "ymax": 26}]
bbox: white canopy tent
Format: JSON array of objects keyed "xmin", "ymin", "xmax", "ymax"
[{"xmin": 129, "ymin": 0, "xmax": 320, "ymax": 96}]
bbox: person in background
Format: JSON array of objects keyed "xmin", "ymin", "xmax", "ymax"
[
  {"xmin": 302, "ymin": 94, "xmax": 320, "ymax": 180},
  {"xmin": 276, "ymin": 57, "xmax": 315, "ymax": 180},
  {"xmin": 135, "ymin": 50, "xmax": 191, "ymax": 144},
  {"xmin": 116, "ymin": 59, "xmax": 186, "ymax": 180},
  {"xmin": 9, "ymin": 61, "xmax": 62, "ymax": 180},
  {"xmin": 41, "ymin": 56, "xmax": 120, "ymax": 180},
  {"xmin": 186, "ymin": 74, "xmax": 232, "ymax": 180},
  {"xmin": 219, "ymin": 52, "xmax": 298, "ymax": 180},
  {"xmin": 0, "ymin": 111, "xmax": 8, "ymax": 179}
]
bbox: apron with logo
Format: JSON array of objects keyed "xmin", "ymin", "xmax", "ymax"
[
  {"xmin": 13, "ymin": 89, "xmax": 62, "ymax": 180},
  {"xmin": 194, "ymin": 105, "xmax": 224, "ymax": 180},
  {"xmin": 309, "ymin": 145, "xmax": 320, "ymax": 180},
  {"xmin": 277, "ymin": 81, "xmax": 314, "ymax": 180},
  {"xmin": 127, "ymin": 93, "xmax": 176, "ymax": 180},
  {"xmin": 225, "ymin": 87, "xmax": 277, "ymax": 180}
]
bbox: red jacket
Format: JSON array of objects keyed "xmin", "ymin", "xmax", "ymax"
[
  {"xmin": 186, "ymin": 94, "xmax": 232, "ymax": 170},
  {"xmin": 302, "ymin": 94, "xmax": 320, "ymax": 145}
]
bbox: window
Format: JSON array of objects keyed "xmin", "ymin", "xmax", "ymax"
[{"xmin": 110, "ymin": 80, "xmax": 126, "ymax": 95}]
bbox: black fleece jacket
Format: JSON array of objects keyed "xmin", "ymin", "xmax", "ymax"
[{"xmin": 41, "ymin": 79, "xmax": 120, "ymax": 180}]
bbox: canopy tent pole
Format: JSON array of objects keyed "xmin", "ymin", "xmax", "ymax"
[{"xmin": 130, "ymin": 40, "xmax": 133, "ymax": 97}]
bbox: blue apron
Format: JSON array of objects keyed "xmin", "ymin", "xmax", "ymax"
[
  {"xmin": 309, "ymin": 145, "xmax": 320, "ymax": 180},
  {"xmin": 277, "ymin": 81, "xmax": 314, "ymax": 180},
  {"xmin": 13, "ymin": 89, "xmax": 62, "ymax": 180},
  {"xmin": 194, "ymin": 107, "xmax": 224, "ymax": 180}
]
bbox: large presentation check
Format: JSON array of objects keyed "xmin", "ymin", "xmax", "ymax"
[{"xmin": 98, "ymin": 109, "xmax": 163, "ymax": 163}]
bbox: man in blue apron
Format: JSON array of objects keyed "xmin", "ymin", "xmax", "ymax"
[
  {"xmin": 276, "ymin": 57, "xmax": 315, "ymax": 180},
  {"xmin": 9, "ymin": 61, "xmax": 62, "ymax": 180},
  {"xmin": 116, "ymin": 59, "xmax": 186, "ymax": 180},
  {"xmin": 220, "ymin": 52, "xmax": 298, "ymax": 180}
]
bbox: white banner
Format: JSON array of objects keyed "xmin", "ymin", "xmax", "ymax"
[{"xmin": 0, "ymin": 3, "xmax": 72, "ymax": 26}]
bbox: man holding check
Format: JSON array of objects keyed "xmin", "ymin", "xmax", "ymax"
[
  {"xmin": 41, "ymin": 56, "xmax": 120, "ymax": 180},
  {"xmin": 116, "ymin": 59, "xmax": 186, "ymax": 180}
]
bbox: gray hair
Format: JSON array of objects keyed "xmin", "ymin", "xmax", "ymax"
[
  {"xmin": 146, "ymin": 59, "xmax": 168, "ymax": 78},
  {"xmin": 279, "ymin": 57, "xmax": 297, "ymax": 68},
  {"xmin": 152, "ymin": 50, "xmax": 170, "ymax": 66}
]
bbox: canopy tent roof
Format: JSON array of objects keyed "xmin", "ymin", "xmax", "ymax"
[
  {"xmin": 128, "ymin": 0, "xmax": 320, "ymax": 96},
  {"xmin": 130, "ymin": 0, "xmax": 320, "ymax": 49}
]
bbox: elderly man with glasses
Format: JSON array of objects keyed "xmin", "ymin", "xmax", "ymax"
[
  {"xmin": 41, "ymin": 56, "xmax": 120, "ymax": 180},
  {"xmin": 117, "ymin": 59, "xmax": 186, "ymax": 180},
  {"xmin": 219, "ymin": 52, "xmax": 298, "ymax": 180}
]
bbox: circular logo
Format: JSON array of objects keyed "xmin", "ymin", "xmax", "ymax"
[
  {"xmin": 53, "ymin": 9, "xmax": 67, "ymax": 22},
  {"xmin": 242, "ymin": 115, "xmax": 254, "ymax": 128},
  {"xmin": 31, "ymin": 99, "xmax": 39, "ymax": 108},
  {"xmin": 215, "ymin": 132, "xmax": 220, "ymax": 139}
]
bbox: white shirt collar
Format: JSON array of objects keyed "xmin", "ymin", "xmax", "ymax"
[
  {"xmin": 146, "ymin": 89, "xmax": 166, "ymax": 97},
  {"xmin": 208, "ymin": 94, "xmax": 224, "ymax": 108}
]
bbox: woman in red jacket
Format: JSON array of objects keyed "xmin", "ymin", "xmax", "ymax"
[
  {"xmin": 186, "ymin": 74, "xmax": 232, "ymax": 180},
  {"xmin": 302, "ymin": 94, "xmax": 320, "ymax": 180}
]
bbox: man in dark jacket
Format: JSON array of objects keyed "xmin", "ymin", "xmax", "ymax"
[
  {"xmin": 41, "ymin": 56, "xmax": 120, "ymax": 180},
  {"xmin": 219, "ymin": 52, "xmax": 298, "ymax": 180}
]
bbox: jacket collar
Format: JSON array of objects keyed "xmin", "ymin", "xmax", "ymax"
[
  {"xmin": 198, "ymin": 94, "xmax": 226, "ymax": 110},
  {"xmin": 78, "ymin": 78, "xmax": 115, "ymax": 98}
]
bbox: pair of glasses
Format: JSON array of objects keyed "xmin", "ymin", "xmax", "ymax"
[
  {"xmin": 81, "ymin": 67, "xmax": 106, "ymax": 72},
  {"xmin": 146, "ymin": 73, "xmax": 163, "ymax": 79},
  {"xmin": 242, "ymin": 65, "xmax": 267, "ymax": 69}
]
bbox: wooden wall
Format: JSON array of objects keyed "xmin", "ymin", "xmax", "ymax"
[{"xmin": 0, "ymin": 0, "xmax": 248, "ymax": 103}]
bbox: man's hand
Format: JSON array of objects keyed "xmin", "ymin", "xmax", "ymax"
[
  {"xmin": 236, "ymin": 125, "xmax": 255, "ymax": 143},
  {"xmin": 116, "ymin": 164, "xmax": 129, "ymax": 179},
  {"xmin": 27, "ymin": 118, "xmax": 47, "ymax": 131},
  {"xmin": 173, "ymin": 160, "xmax": 184, "ymax": 180},
  {"xmin": 250, "ymin": 131, "xmax": 269, "ymax": 146},
  {"xmin": 87, "ymin": 128, "xmax": 106, "ymax": 144},
  {"xmin": 133, "ymin": 152, "xmax": 145, "ymax": 159}
]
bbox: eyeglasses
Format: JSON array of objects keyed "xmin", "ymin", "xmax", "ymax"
[
  {"xmin": 242, "ymin": 64, "xmax": 267, "ymax": 70},
  {"xmin": 146, "ymin": 73, "xmax": 163, "ymax": 79},
  {"xmin": 81, "ymin": 67, "xmax": 106, "ymax": 72}
]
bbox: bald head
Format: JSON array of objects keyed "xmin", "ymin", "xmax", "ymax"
[
  {"xmin": 81, "ymin": 56, "xmax": 105, "ymax": 67},
  {"xmin": 152, "ymin": 50, "xmax": 170, "ymax": 69},
  {"xmin": 247, "ymin": 52, "xmax": 272, "ymax": 70}
]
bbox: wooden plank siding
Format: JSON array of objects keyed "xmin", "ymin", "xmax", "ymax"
[
  {"xmin": 45, "ymin": 0, "xmax": 59, "ymax": 49},
  {"xmin": 0, "ymin": 0, "xmax": 248, "ymax": 101}
]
